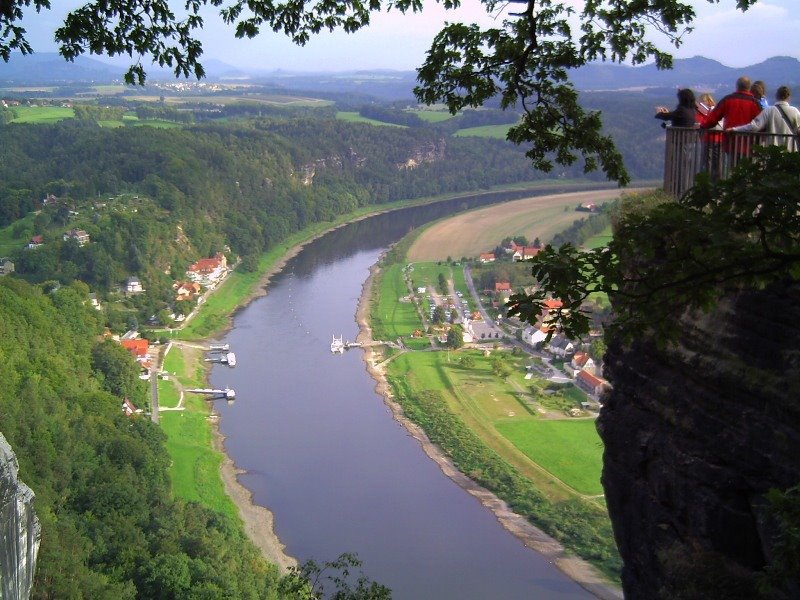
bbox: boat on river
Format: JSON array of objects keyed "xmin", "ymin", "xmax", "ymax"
[{"xmin": 330, "ymin": 335, "xmax": 345, "ymax": 354}]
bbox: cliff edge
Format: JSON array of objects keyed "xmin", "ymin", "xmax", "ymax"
[
  {"xmin": 599, "ymin": 282, "xmax": 800, "ymax": 599},
  {"xmin": 0, "ymin": 434, "xmax": 40, "ymax": 600}
]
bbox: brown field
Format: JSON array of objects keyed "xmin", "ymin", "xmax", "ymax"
[{"xmin": 407, "ymin": 188, "xmax": 650, "ymax": 261}]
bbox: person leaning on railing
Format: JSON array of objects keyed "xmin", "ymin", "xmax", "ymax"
[
  {"xmin": 655, "ymin": 88, "xmax": 698, "ymax": 128},
  {"xmin": 729, "ymin": 86, "xmax": 800, "ymax": 151}
]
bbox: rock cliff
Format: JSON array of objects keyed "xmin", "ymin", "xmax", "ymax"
[
  {"xmin": 0, "ymin": 434, "xmax": 40, "ymax": 600},
  {"xmin": 599, "ymin": 282, "xmax": 800, "ymax": 599}
]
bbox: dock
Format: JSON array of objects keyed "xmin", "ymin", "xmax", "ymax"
[
  {"xmin": 187, "ymin": 387, "xmax": 236, "ymax": 400},
  {"xmin": 209, "ymin": 343, "xmax": 230, "ymax": 351},
  {"xmin": 205, "ymin": 352, "xmax": 237, "ymax": 366}
]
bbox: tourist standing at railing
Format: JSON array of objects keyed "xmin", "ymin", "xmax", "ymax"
[
  {"xmin": 730, "ymin": 86, "xmax": 800, "ymax": 151},
  {"xmin": 701, "ymin": 76, "xmax": 762, "ymax": 131},
  {"xmin": 701, "ymin": 76, "xmax": 762, "ymax": 174},
  {"xmin": 752, "ymin": 81, "xmax": 769, "ymax": 110},
  {"xmin": 655, "ymin": 88, "xmax": 698, "ymax": 128},
  {"xmin": 751, "ymin": 79, "xmax": 769, "ymax": 110},
  {"xmin": 696, "ymin": 93, "xmax": 724, "ymax": 178}
]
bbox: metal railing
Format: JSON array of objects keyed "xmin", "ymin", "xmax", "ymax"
[{"xmin": 663, "ymin": 127, "xmax": 799, "ymax": 198}]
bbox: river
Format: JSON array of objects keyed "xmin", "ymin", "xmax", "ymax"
[{"xmin": 209, "ymin": 193, "xmax": 596, "ymax": 599}]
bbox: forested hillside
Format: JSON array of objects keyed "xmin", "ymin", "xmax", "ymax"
[
  {"xmin": 0, "ymin": 118, "xmax": 563, "ymax": 322},
  {"xmin": 0, "ymin": 277, "xmax": 283, "ymax": 598}
]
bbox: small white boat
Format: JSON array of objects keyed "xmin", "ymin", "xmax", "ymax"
[{"xmin": 331, "ymin": 335, "xmax": 345, "ymax": 354}]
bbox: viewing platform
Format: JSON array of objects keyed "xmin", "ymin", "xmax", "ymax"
[{"xmin": 663, "ymin": 127, "xmax": 797, "ymax": 198}]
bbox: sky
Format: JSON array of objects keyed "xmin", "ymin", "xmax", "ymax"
[{"xmin": 10, "ymin": 0, "xmax": 800, "ymax": 73}]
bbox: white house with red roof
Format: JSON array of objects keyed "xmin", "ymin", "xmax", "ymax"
[
  {"xmin": 576, "ymin": 369, "xmax": 610, "ymax": 397},
  {"xmin": 122, "ymin": 397, "xmax": 140, "ymax": 417},
  {"xmin": 508, "ymin": 241, "xmax": 540, "ymax": 261},
  {"xmin": 566, "ymin": 352, "xmax": 596, "ymax": 377},
  {"xmin": 187, "ymin": 253, "xmax": 228, "ymax": 287},
  {"xmin": 479, "ymin": 252, "xmax": 496, "ymax": 263}
]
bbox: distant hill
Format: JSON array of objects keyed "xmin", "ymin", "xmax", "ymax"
[
  {"xmin": 570, "ymin": 56, "xmax": 800, "ymax": 93},
  {"xmin": 0, "ymin": 53, "xmax": 121, "ymax": 83},
  {"xmin": 2, "ymin": 52, "xmax": 800, "ymax": 100}
]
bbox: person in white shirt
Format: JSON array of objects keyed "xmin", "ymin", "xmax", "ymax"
[{"xmin": 731, "ymin": 85, "xmax": 800, "ymax": 150}]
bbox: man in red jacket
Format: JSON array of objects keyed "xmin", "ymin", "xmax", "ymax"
[
  {"xmin": 701, "ymin": 76, "xmax": 762, "ymax": 176},
  {"xmin": 702, "ymin": 76, "xmax": 762, "ymax": 130}
]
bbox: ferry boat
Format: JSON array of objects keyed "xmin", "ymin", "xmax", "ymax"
[{"xmin": 331, "ymin": 335, "xmax": 345, "ymax": 354}]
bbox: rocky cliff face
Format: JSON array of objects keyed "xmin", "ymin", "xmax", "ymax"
[
  {"xmin": 0, "ymin": 434, "xmax": 40, "ymax": 600},
  {"xmin": 396, "ymin": 140, "xmax": 446, "ymax": 170},
  {"xmin": 599, "ymin": 282, "xmax": 800, "ymax": 599}
]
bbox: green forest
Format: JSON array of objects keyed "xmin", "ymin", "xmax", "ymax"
[{"xmin": 0, "ymin": 277, "xmax": 285, "ymax": 598}]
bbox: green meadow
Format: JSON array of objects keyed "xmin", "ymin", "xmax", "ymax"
[
  {"xmin": 9, "ymin": 105, "xmax": 74, "ymax": 123},
  {"xmin": 453, "ymin": 124, "xmax": 511, "ymax": 139},
  {"xmin": 336, "ymin": 111, "xmax": 405, "ymax": 127}
]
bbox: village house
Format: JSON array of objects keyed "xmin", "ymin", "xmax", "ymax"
[
  {"xmin": 479, "ymin": 252, "xmax": 496, "ymax": 263},
  {"xmin": 88, "ymin": 293, "xmax": 101, "ymax": 310},
  {"xmin": 173, "ymin": 280, "xmax": 201, "ymax": 301},
  {"xmin": 521, "ymin": 325, "xmax": 551, "ymax": 347},
  {"xmin": 121, "ymin": 338, "xmax": 152, "ymax": 380},
  {"xmin": 186, "ymin": 252, "xmax": 228, "ymax": 287},
  {"xmin": 508, "ymin": 240, "xmax": 540, "ymax": 261},
  {"xmin": 63, "ymin": 228, "xmax": 90, "ymax": 246},
  {"xmin": 547, "ymin": 333, "xmax": 575, "ymax": 357},
  {"xmin": 122, "ymin": 397, "xmax": 139, "ymax": 417},
  {"xmin": 125, "ymin": 276, "xmax": 144, "ymax": 294},
  {"xmin": 565, "ymin": 352, "xmax": 596, "ymax": 377},
  {"xmin": 576, "ymin": 369, "xmax": 610, "ymax": 398},
  {"xmin": 26, "ymin": 235, "xmax": 43, "ymax": 249},
  {"xmin": 0, "ymin": 258, "xmax": 14, "ymax": 276}
]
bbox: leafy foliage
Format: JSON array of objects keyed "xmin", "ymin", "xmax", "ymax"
[
  {"xmin": 509, "ymin": 147, "xmax": 800, "ymax": 341},
  {"xmin": 279, "ymin": 553, "xmax": 391, "ymax": 599}
]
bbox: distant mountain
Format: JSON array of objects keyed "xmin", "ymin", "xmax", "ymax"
[
  {"xmin": 571, "ymin": 56, "xmax": 800, "ymax": 93},
  {"xmin": 0, "ymin": 53, "xmax": 121, "ymax": 84},
  {"xmin": 3, "ymin": 52, "xmax": 800, "ymax": 100}
]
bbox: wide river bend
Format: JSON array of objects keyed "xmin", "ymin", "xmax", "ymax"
[{"xmin": 210, "ymin": 191, "xmax": 597, "ymax": 599}]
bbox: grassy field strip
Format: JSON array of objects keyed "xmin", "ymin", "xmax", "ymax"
[
  {"xmin": 583, "ymin": 225, "xmax": 614, "ymax": 250},
  {"xmin": 407, "ymin": 188, "xmax": 641, "ymax": 261},
  {"xmin": 495, "ymin": 420, "xmax": 605, "ymax": 496},
  {"xmin": 370, "ymin": 263, "xmax": 420, "ymax": 343},
  {"xmin": 9, "ymin": 105, "xmax": 74, "ymax": 123},
  {"xmin": 391, "ymin": 351, "xmax": 584, "ymax": 502},
  {"xmin": 443, "ymin": 353, "xmax": 604, "ymax": 501},
  {"xmin": 335, "ymin": 111, "xmax": 406, "ymax": 127},
  {"xmin": 159, "ymin": 343, "xmax": 239, "ymax": 520},
  {"xmin": 453, "ymin": 124, "xmax": 511, "ymax": 139},
  {"xmin": 409, "ymin": 109, "xmax": 459, "ymax": 123}
]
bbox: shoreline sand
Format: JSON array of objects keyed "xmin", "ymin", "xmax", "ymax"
[{"xmin": 208, "ymin": 189, "xmax": 628, "ymax": 596}]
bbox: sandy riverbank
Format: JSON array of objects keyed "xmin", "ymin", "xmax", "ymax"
[{"xmin": 354, "ymin": 260, "xmax": 623, "ymax": 600}]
